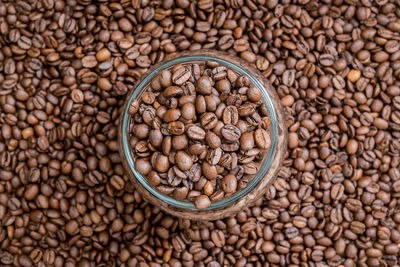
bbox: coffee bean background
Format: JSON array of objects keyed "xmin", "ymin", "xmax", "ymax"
[{"xmin": 0, "ymin": 0, "xmax": 400, "ymax": 266}]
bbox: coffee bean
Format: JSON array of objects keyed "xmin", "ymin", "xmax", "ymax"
[
  {"xmin": 186, "ymin": 125, "xmax": 206, "ymax": 140},
  {"xmin": 205, "ymin": 131, "xmax": 221, "ymax": 149},
  {"xmin": 221, "ymin": 125, "xmax": 241, "ymax": 142},
  {"xmin": 163, "ymin": 109, "xmax": 181, "ymax": 123},
  {"xmin": 223, "ymin": 105, "xmax": 239, "ymax": 125},
  {"xmin": 24, "ymin": 184, "xmax": 39, "ymax": 200},
  {"xmin": 173, "ymin": 187, "xmax": 189, "ymax": 200},
  {"xmin": 96, "ymin": 48, "xmax": 111, "ymax": 62},
  {"xmin": 240, "ymin": 132, "xmax": 255, "ymax": 151},
  {"xmin": 197, "ymin": 76, "xmax": 213, "ymax": 95},
  {"xmin": 82, "ymin": 55, "xmax": 97, "ymax": 68},
  {"xmin": 221, "ymin": 174, "xmax": 237, "ymax": 194},
  {"xmin": 172, "ymin": 65, "xmax": 191, "ymax": 85},
  {"xmin": 175, "ymin": 151, "xmax": 193, "ymax": 171},
  {"xmin": 200, "ymin": 112, "xmax": 218, "ymax": 130},
  {"xmin": 167, "ymin": 121, "xmax": 185, "ymax": 135},
  {"xmin": 167, "ymin": 168, "xmax": 182, "ymax": 186},
  {"xmin": 135, "ymin": 159, "xmax": 152, "ymax": 175},
  {"xmin": 206, "ymin": 147, "xmax": 222, "ymax": 165},
  {"xmin": 194, "ymin": 195, "xmax": 211, "ymax": 209},
  {"xmin": 202, "ymin": 161, "xmax": 217, "ymax": 180}
]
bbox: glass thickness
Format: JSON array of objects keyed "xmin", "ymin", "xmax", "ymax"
[{"xmin": 120, "ymin": 51, "xmax": 281, "ymax": 214}]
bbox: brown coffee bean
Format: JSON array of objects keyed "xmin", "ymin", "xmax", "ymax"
[
  {"xmin": 163, "ymin": 109, "xmax": 181, "ymax": 122},
  {"xmin": 155, "ymin": 154, "xmax": 170, "ymax": 173},
  {"xmin": 172, "ymin": 66, "xmax": 191, "ymax": 85},
  {"xmin": 186, "ymin": 125, "xmax": 206, "ymax": 140},
  {"xmin": 223, "ymin": 106, "xmax": 239, "ymax": 125},
  {"xmin": 97, "ymin": 77, "xmax": 113, "ymax": 91},
  {"xmin": 205, "ymin": 131, "xmax": 221, "ymax": 149},
  {"xmin": 194, "ymin": 195, "xmax": 211, "ymax": 209},
  {"xmin": 24, "ymin": 184, "xmax": 39, "ymax": 200},
  {"xmin": 238, "ymin": 103, "xmax": 256, "ymax": 116},
  {"xmin": 135, "ymin": 159, "xmax": 152, "ymax": 175},
  {"xmin": 96, "ymin": 48, "xmax": 111, "ymax": 62},
  {"xmin": 206, "ymin": 147, "xmax": 222, "ymax": 165},
  {"xmin": 240, "ymin": 132, "xmax": 255, "ymax": 151},
  {"xmin": 181, "ymin": 103, "xmax": 196, "ymax": 120},
  {"xmin": 197, "ymin": 76, "xmax": 213, "ymax": 95},
  {"xmin": 346, "ymin": 139, "xmax": 358, "ymax": 154},
  {"xmin": 134, "ymin": 124, "xmax": 150, "ymax": 139},
  {"xmin": 216, "ymin": 79, "xmax": 231, "ymax": 93},
  {"xmin": 202, "ymin": 161, "xmax": 218, "ymax": 180},
  {"xmin": 221, "ymin": 174, "xmax": 237, "ymax": 194},
  {"xmin": 110, "ymin": 175, "xmax": 125, "ymax": 190},
  {"xmin": 221, "ymin": 124, "xmax": 241, "ymax": 142},
  {"xmin": 82, "ymin": 55, "xmax": 97, "ymax": 68},
  {"xmin": 247, "ymin": 86, "xmax": 262, "ymax": 102},
  {"xmin": 173, "ymin": 187, "xmax": 189, "ymax": 200},
  {"xmin": 119, "ymin": 18, "xmax": 133, "ymax": 31},
  {"xmin": 175, "ymin": 151, "xmax": 193, "ymax": 171},
  {"xmin": 200, "ymin": 112, "xmax": 218, "ymax": 130},
  {"xmin": 167, "ymin": 121, "xmax": 185, "ymax": 135},
  {"xmin": 172, "ymin": 135, "xmax": 188, "ymax": 150}
]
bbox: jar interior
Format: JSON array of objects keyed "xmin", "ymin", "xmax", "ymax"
[{"xmin": 121, "ymin": 54, "xmax": 279, "ymax": 211}]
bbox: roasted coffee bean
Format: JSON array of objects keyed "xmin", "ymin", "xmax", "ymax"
[
  {"xmin": 221, "ymin": 174, "xmax": 237, "ymax": 194},
  {"xmin": 186, "ymin": 125, "xmax": 206, "ymax": 140},
  {"xmin": 172, "ymin": 65, "xmax": 191, "ymax": 85},
  {"xmin": 200, "ymin": 112, "xmax": 218, "ymax": 130},
  {"xmin": 221, "ymin": 125, "xmax": 242, "ymax": 142},
  {"xmin": 194, "ymin": 195, "xmax": 211, "ymax": 209},
  {"xmin": 223, "ymin": 105, "xmax": 239, "ymax": 125},
  {"xmin": 175, "ymin": 151, "xmax": 193, "ymax": 171},
  {"xmin": 254, "ymin": 129, "xmax": 271, "ymax": 150},
  {"xmin": 167, "ymin": 121, "xmax": 185, "ymax": 135},
  {"xmin": 206, "ymin": 147, "xmax": 222, "ymax": 165},
  {"xmin": 205, "ymin": 131, "xmax": 221, "ymax": 149}
]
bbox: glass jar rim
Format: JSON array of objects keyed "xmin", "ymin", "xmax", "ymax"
[{"xmin": 120, "ymin": 51, "xmax": 279, "ymax": 211}]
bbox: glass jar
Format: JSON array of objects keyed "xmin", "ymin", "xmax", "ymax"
[{"xmin": 119, "ymin": 50, "xmax": 287, "ymax": 220}]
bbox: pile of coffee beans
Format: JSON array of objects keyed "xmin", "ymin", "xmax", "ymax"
[
  {"xmin": 0, "ymin": 0, "xmax": 400, "ymax": 266},
  {"xmin": 128, "ymin": 62, "xmax": 271, "ymax": 209}
]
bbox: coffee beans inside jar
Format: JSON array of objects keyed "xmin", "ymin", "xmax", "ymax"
[{"xmin": 128, "ymin": 61, "xmax": 271, "ymax": 209}]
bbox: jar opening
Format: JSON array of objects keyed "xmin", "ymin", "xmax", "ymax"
[{"xmin": 120, "ymin": 52, "xmax": 279, "ymax": 211}]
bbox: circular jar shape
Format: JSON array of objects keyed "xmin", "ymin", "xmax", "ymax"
[{"xmin": 119, "ymin": 50, "xmax": 287, "ymax": 220}]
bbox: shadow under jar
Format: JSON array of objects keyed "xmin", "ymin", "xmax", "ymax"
[{"xmin": 119, "ymin": 50, "xmax": 287, "ymax": 220}]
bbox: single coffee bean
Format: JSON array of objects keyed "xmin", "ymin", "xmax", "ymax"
[
  {"xmin": 254, "ymin": 128, "xmax": 271, "ymax": 150},
  {"xmin": 240, "ymin": 132, "xmax": 255, "ymax": 151},
  {"xmin": 181, "ymin": 103, "xmax": 196, "ymax": 120},
  {"xmin": 200, "ymin": 112, "xmax": 218, "ymax": 130},
  {"xmin": 206, "ymin": 147, "xmax": 222, "ymax": 165},
  {"xmin": 223, "ymin": 105, "xmax": 239, "ymax": 125},
  {"xmin": 221, "ymin": 125, "xmax": 242, "ymax": 142},
  {"xmin": 205, "ymin": 131, "xmax": 221, "ymax": 149},
  {"xmin": 173, "ymin": 187, "xmax": 189, "ymax": 200},
  {"xmin": 167, "ymin": 121, "xmax": 185, "ymax": 135},
  {"xmin": 135, "ymin": 159, "xmax": 152, "ymax": 175},
  {"xmin": 96, "ymin": 48, "xmax": 111, "ymax": 62},
  {"xmin": 175, "ymin": 151, "xmax": 193, "ymax": 171},
  {"xmin": 186, "ymin": 125, "xmax": 206, "ymax": 140},
  {"xmin": 194, "ymin": 195, "xmax": 211, "ymax": 209},
  {"xmin": 202, "ymin": 161, "xmax": 218, "ymax": 180},
  {"xmin": 172, "ymin": 66, "xmax": 191, "ymax": 85},
  {"xmin": 163, "ymin": 109, "xmax": 181, "ymax": 122},
  {"xmin": 221, "ymin": 174, "xmax": 237, "ymax": 194}
]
